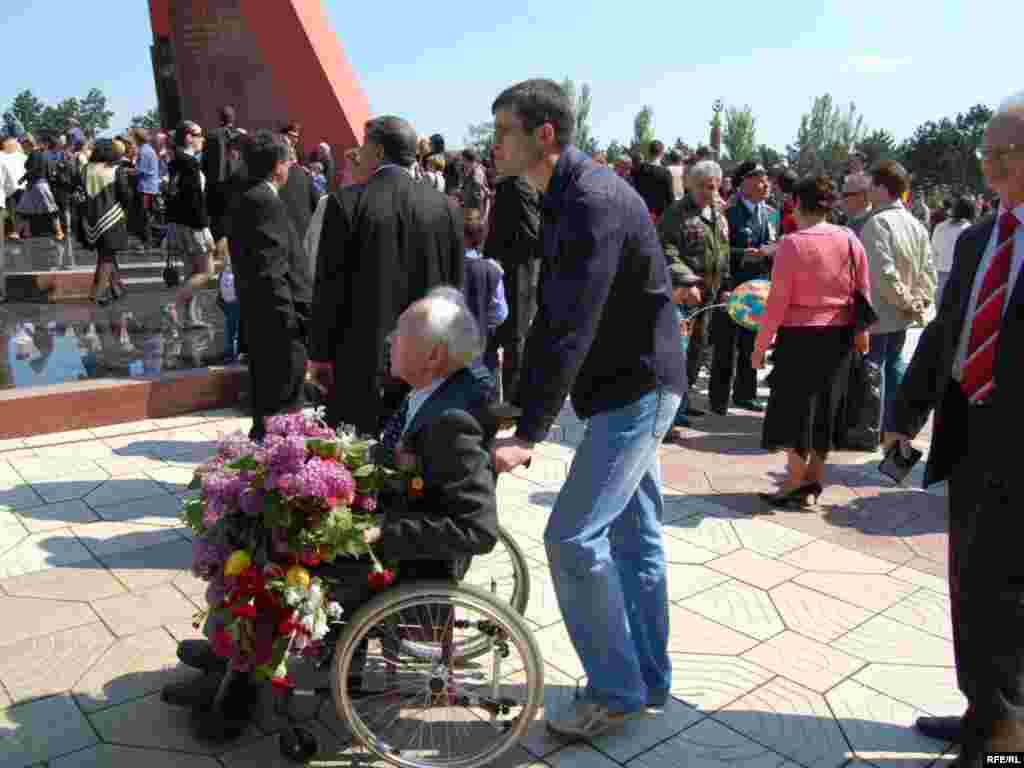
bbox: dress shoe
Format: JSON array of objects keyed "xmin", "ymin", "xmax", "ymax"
[
  {"xmin": 734, "ymin": 399, "xmax": 766, "ymax": 412},
  {"xmin": 711, "ymin": 405, "xmax": 728, "ymax": 416},
  {"xmin": 177, "ymin": 639, "xmax": 226, "ymax": 673},
  {"xmin": 915, "ymin": 715, "xmax": 965, "ymax": 743},
  {"xmin": 685, "ymin": 407, "xmax": 706, "ymax": 417}
]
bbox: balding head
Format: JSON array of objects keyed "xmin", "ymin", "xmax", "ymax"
[
  {"xmin": 390, "ymin": 288, "xmax": 482, "ymax": 387},
  {"xmin": 981, "ymin": 91, "xmax": 1024, "ymax": 206}
]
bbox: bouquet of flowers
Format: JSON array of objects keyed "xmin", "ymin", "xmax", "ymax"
[{"xmin": 181, "ymin": 410, "xmax": 403, "ymax": 690}]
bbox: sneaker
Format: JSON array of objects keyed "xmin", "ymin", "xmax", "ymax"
[{"xmin": 546, "ymin": 700, "xmax": 643, "ymax": 740}]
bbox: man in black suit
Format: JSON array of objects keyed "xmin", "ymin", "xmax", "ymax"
[
  {"xmin": 230, "ymin": 130, "xmax": 313, "ymax": 440},
  {"xmin": 309, "ymin": 115, "xmax": 464, "ymax": 435},
  {"xmin": 887, "ymin": 93, "xmax": 1024, "ymax": 766},
  {"xmin": 631, "ymin": 140, "xmax": 675, "ymax": 220},
  {"xmin": 485, "ymin": 174, "xmax": 541, "ymax": 399},
  {"xmin": 364, "ymin": 287, "xmax": 498, "ymax": 571},
  {"xmin": 202, "ymin": 106, "xmax": 242, "ymax": 263},
  {"xmin": 278, "ymin": 126, "xmax": 319, "ymax": 245}
]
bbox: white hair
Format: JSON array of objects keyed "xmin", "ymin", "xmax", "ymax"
[
  {"xmin": 415, "ymin": 287, "xmax": 483, "ymax": 366},
  {"xmin": 689, "ymin": 160, "xmax": 723, "ymax": 181},
  {"xmin": 997, "ymin": 90, "xmax": 1024, "ymax": 116}
]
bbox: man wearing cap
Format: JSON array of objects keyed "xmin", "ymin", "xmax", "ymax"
[
  {"xmin": 842, "ymin": 172, "xmax": 874, "ymax": 238},
  {"xmin": 658, "ymin": 159, "xmax": 731, "ymax": 425},
  {"xmin": 713, "ymin": 161, "xmax": 777, "ymax": 415}
]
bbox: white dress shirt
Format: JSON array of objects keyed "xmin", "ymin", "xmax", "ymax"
[{"xmin": 953, "ymin": 203, "xmax": 1024, "ymax": 381}]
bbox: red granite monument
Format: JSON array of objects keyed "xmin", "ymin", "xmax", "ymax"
[{"xmin": 147, "ymin": 0, "xmax": 370, "ymax": 153}]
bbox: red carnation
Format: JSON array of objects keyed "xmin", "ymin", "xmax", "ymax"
[
  {"xmin": 278, "ymin": 610, "xmax": 298, "ymax": 636},
  {"xmin": 237, "ymin": 565, "xmax": 266, "ymax": 595},
  {"xmin": 263, "ymin": 563, "xmax": 285, "ymax": 579},
  {"xmin": 231, "ymin": 602, "xmax": 258, "ymax": 619},
  {"xmin": 270, "ymin": 675, "xmax": 295, "ymax": 694},
  {"xmin": 368, "ymin": 568, "xmax": 395, "ymax": 589},
  {"xmin": 324, "ymin": 496, "xmax": 339, "ymax": 509},
  {"xmin": 300, "ymin": 550, "xmax": 322, "ymax": 567}
]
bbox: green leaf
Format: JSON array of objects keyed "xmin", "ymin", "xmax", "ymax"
[
  {"xmin": 352, "ymin": 464, "xmax": 376, "ymax": 478},
  {"xmin": 229, "ymin": 456, "xmax": 260, "ymax": 471}
]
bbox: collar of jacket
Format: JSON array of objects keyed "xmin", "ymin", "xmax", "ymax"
[{"xmin": 542, "ymin": 146, "xmax": 590, "ymax": 213}]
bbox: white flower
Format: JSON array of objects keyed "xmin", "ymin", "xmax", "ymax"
[
  {"xmin": 311, "ymin": 611, "xmax": 329, "ymax": 641},
  {"xmin": 283, "ymin": 586, "xmax": 304, "ymax": 606},
  {"xmin": 325, "ymin": 602, "xmax": 343, "ymax": 621},
  {"xmin": 308, "ymin": 583, "xmax": 323, "ymax": 607},
  {"xmin": 301, "ymin": 614, "xmax": 316, "ymax": 634}
]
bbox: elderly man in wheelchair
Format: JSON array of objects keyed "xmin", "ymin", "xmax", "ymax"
[{"xmin": 163, "ymin": 287, "xmax": 543, "ymax": 766}]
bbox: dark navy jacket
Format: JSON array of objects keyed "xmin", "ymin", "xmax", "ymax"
[{"xmin": 514, "ymin": 147, "xmax": 686, "ymax": 443}]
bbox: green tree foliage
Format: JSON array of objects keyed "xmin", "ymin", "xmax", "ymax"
[
  {"xmin": 856, "ymin": 129, "xmax": 898, "ymax": 168},
  {"xmin": 899, "ymin": 104, "xmax": 992, "ymax": 194},
  {"xmin": 78, "ymin": 88, "xmax": 114, "ymax": 138},
  {"xmin": 464, "ymin": 120, "xmax": 495, "ymax": 157},
  {"xmin": 37, "ymin": 98, "xmax": 81, "ymax": 138},
  {"xmin": 561, "ymin": 78, "xmax": 598, "ymax": 155},
  {"xmin": 757, "ymin": 145, "xmax": 783, "ymax": 168},
  {"xmin": 9, "ymin": 90, "xmax": 44, "ymax": 135},
  {"xmin": 722, "ymin": 105, "xmax": 757, "ymax": 163},
  {"xmin": 130, "ymin": 108, "xmax": 162, "ymax": 130},
  {"xmin": 787, "ymin": 94, "xmax": 867, "ymax": 176},
  {"xmin": 632, "ymin": 106, "xmax": 655, "ymax": 154},
  {"xmin": 5, "ymin": 87, "xmax": 112, "ymax": 139},
  {"xmin": 605, "ymin": 140, "xmax": 626, "ymax": 163},
  {"xmin": 673, "ymin": 138, "xmax": 693, "ymax": 157}
]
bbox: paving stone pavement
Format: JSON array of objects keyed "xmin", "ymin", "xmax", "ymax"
[{"xmin": 0, "ymin": 373, "xmax": 958, "ymax": 768}]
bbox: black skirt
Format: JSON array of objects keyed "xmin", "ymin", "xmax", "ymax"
[{"xmin": 762, "ymin": 325, "xmax": 855, "ymax": 458}]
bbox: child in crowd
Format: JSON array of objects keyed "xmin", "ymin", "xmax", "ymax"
[
  {"xmin": 460, "ymin": 210, "xmax": 507, "ymax": 378},
  {"xmin": 309, "ymin": 161, "xmax": 327, "ymax": 197}
]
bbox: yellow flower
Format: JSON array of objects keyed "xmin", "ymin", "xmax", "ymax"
[
  {"xmin": 286, "ymin": 565, "xmax": 311, "ymax": 590},
  {"xmin": 223, "ymin": 550, "xmax": 252, "ymax": 577}
]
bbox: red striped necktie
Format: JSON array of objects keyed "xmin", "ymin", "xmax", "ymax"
[{"xmin": 960, "ymin": 211, "xmax": 1019, "ymax": 403}]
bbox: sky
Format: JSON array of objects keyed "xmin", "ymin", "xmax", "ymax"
[{"xmin": 1, "ymin": 0, "xmax": 1019, "ymax": 152}]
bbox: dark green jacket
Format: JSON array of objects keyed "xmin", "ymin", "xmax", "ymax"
[{"xmin": 658, "ymin": 194, "xmax": 730, "ymax": 297}]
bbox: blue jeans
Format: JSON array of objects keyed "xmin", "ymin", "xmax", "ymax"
[
  {"xmin": 867, "ymin": 330, "xmax": 907, "ymax": 434},
  {"xmin": 222, "ymin": 301, "xmax": 241, "ymax": 359},
  {"xmin": 544, "ymin": 387, "xmax": 682, "ymax": 713}
]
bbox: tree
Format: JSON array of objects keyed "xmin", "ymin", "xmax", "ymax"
[
  {"xmin": 757, "ymin": 145, "xmax": 783, "ymax": 168},
  {"xmin": 561, "ymin": 78, "xmax": 598, "ymax": 155},
  {"xmin": 464, "ymin": 120, "xmax": 495, "ymax": 158},
  {"xmin": 856, "ymin": 129, "xmax": 897, "ymax": 168},
  {"xmin": 722, "ymin": 105, "xmax": 757, "ymax": 163},
  {"xmin": 632, "ymin": 106, "xmax": 655, "ymax": 155},
  {"xmin": 37, "ymin": 98, "xmax": 81, "ymax": 138},
  {"xmin": 78, "ymin": 88, "xmax": 114, "ymax": 138},
  {"xmin": 131, "ymin": 109, "xmax": 162, "ymax": 130},
  {"xmin": 605, "ymin": 140, "xmax": 626, "ymax": 163},
  {"xmin": 673, "ymin": 138, "xmax": 693, "ymax": 158},
  {"xmin": 9, "ymin": 90, "xmax": 44, "ymax": 135},
  {"xmin": 787, "ymin": 94, "xmax": 867, "ymax": 176},
  {"xmin": 899, "ymin": 104, "xmax": 992, "ymax": 194}
]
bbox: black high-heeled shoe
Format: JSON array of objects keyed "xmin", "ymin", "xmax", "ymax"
[{"xmin": 758, "ymin": 482, "xmax": 822, "ymax": 508}]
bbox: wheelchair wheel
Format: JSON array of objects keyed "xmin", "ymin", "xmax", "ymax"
[
  {"xmin": 426, "ymin": 524, "xmax": 530, "ymax": 662},
  {"xmin": 331, "ymin": 581, "xmax": 544, "ymax": 768}
]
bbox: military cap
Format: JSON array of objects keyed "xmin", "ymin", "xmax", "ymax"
[{"xmin": 733, "ymin": 161, "xmax": 767, "ymax": 187}]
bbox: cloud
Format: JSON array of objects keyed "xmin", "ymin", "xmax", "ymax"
[{"xmin": 842, "ymin": 55, "xmax": 913, "ymax": 75}]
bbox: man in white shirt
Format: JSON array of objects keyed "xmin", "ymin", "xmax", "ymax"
[{"xmin": 1, "ymin": 137, "xmax": 27, "ymax": 240}]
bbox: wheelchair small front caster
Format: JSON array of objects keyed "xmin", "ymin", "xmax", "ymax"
[{"xmin": 280, "ymin": 727, "xmax": 318, "ymax": 763}]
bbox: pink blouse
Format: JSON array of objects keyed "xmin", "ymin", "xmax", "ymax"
[{"xmin": 753, "ymin": 222, "xmax": 871, "ymax": 359}]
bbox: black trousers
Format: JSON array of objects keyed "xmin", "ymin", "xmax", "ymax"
[
  {"xmin": 709, "ymin": 310, "xmax": 757, "ymax": 409},
  {"xmin": 247, "ymin": 322, "xmax": 307, "ymax": 440},
  {"xmin": 948, "ymin": 399, "xmax": 1024, "ymax": 733}
]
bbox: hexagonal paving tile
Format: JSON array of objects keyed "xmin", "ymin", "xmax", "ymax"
[
  {"xmin": 742, "ymin": 631, "xmax": 866, "ymax": 692},
  {"xmin": 781, "ymin": 539, "xmax": 896, "ymax": 574},
  {"xmin": 768, "ymin": 582, "xmax": 873, "ymax": 644},
  {"xmin": 889, "ymin": 566, "xmax": 949, "ymax": 596},
  {"xmin": 714, "ymin": 676, "xmax": 853, "ymax": 768},
  {"xmin": 832, "ymin": 616, "xmax": 955, "ymax": 667},
  {"xmin": 681, "ymin": 581, "xmax": 785, "ymax": 641},
  {"xmin": 667, "ymin": 653, "xmax": 775, "ymax": 712},
  {"xmin": 0, "ymin": 622, "xmax": 115, "ymax": 704},
  {"xmin": 729, "ymin": 517, "xmax": 816, "ymax": 558},
  {"xmin": 883, "ymin": 589, "xmax": 952, "ymax": 641},
  {"xmin": 588, "ymin": 697, "xmax": 704, "ymax": 763},
  {"xmin": 50, "ymin": 744, "xmax": 221, "ymax": 768},
  {"xmin": 666, "ymin": 564, "xmax": 733, "ymax": 602},
  {"xmin": 707, "ymin": 549, "xmax": 802, "ymax": 590},
  {"xmin": 852, "ymin": 665, "xmax": 967, "ymax": 718},
  {"xmin": 664, "ymin": 514, "xmax": 742, "ymax": 557},
  {"xmin": 792, "ymin": 573, "xmax": 917, "ymax": 612},
  {"xmin": 0, "ymin": 597, "xmax": 98, "ymax": 648},
  {"xmin": 0, "ymin": 693, "xmax": 98, "ymax": 767},
  {"xmin": 0, "ymin": 529, "xmax": 100, "ymax": 579},
  {"xmin": 667, "ymin": 605, "xmax": 761, "ymax": 656},
  {"xmin": 90, "ymin": 584, "xmax": 199, "ymax": 638},
  {"xmin": 630, "ymin": 717, "xmax": 791, "ymax": 768},
  {"xmin": 0, "ymin": 565, "xmax": 126, "ymax": 602},
  {"xmin": 826, "ymin": 679, "xmax": 948, "ymax": 767},
  {"xmin": 15, "ymin": 499, "xmax": 100, "ymax": 533}
]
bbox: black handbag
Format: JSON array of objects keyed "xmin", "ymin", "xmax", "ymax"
[
  {"xmin": 162, "ymin": 248, "xmax": 180, "ymax": 288},
  {"xmin": 848, "ymin": 236, "xmax": 878, "ymax": 332}
]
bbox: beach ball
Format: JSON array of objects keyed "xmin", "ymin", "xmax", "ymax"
[{"xmin": 727, "ymin": 279, "xmax": 771, "ymax": 331}]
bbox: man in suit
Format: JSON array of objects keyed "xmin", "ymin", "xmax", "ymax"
[
  {"xmin": 364, "ymin": 287, "xmax": 498, "ymax": 572},
  {"xmin": 309, "ymin": 115, "xmax": 464, "ymax": 435},
  {"xmin": 632, "ymin": 140, "xmax": 675, "ymax": 220},
  {"xmin": 202, "ymin": 106, "xmax": 242, "ymax": 264},
  {"xmin": 485, "ymin": 174, "xmax": 541, "ymax": 400},
  {"xmin": 230, "ymin": 130, "xmax": 313, "ymax": 441},
  {"xmin": 712, "ymin": 161, "xmax": 777, "ymax": 415},
  {"xmin": 886, "ymin": 92, "xmax": 1024, "ymax": 766},
  {"xmin": 277, "ymin": 127, "xmax": 319, "ymax": 246}
]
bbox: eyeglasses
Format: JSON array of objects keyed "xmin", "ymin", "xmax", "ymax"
[{"xmin": 977, "ymin": 144, "xmax": 1020, "ymax": 160}]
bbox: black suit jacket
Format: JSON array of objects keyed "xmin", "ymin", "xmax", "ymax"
[
  {"xmin": 374, "ymin": 367, "xmax": 498, "ymax": 564},
  {"xmin": 725, "ymin": 199, "xmax": 777, "ymax": 288},
  {"xmin": 310, "ymin": 167, "xmax": 465, "ymax": 433},
  {"xmin": 891, "ymin": 214, "xmax": 1022, "ymax": 486},
  {"xmin": 632, "ymin": 162, "xmax": 675, "ymax": 218},
  {"xmin": 229, "ymin": 181, "xmax": 313, "ymax": 335},
  {"xmin": 279, "ymin": 164, "xmax": 319, "ymax": 244}
]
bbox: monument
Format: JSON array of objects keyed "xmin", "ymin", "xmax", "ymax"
[{"xmin": 147, "ymin": 0, "xmax": 370, "ymax": 153}]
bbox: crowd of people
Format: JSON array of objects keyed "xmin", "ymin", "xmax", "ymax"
[{"xmin": 2, "ymin": 79, "xmax": 1023, "ymax": 766}]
